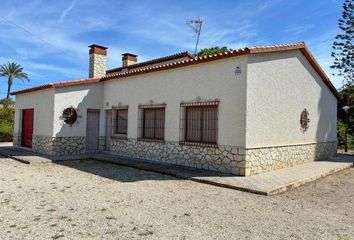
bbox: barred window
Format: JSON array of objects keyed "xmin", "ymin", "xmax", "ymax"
[
  {"xmin": 180, "ymin": 101, "xmax": 218, "ymax": 146},
  {"xmin": 114, "ymin": 109, "xmax": 128, "ymax": 135},
  {"xmin": 138, "ymin": 105, "xmax": 165, "ymax": 140}
]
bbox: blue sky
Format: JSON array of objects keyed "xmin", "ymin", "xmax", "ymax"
[{"xmin": 0, "ymin": 0, "xmax": 345, "ymax": 98}]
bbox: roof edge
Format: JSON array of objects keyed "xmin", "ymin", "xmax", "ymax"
[
  {"xmin": 11, "ymin": 78, "xmax": 100, "ymax": 95},
  {"xmin": 10, "ymin": 84, "xmax": 53, "ymax": 95},
  {"xmin": 247, "ymin": 42, "xmax": 340, "ymax": 99},
  {"xmin": 299, "ymin": 45, "xmax": 341, "ymax": 100}
]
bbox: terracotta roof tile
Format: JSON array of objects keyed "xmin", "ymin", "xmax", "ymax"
[
  {"xmin": 106, "ymin": 51, "xmax": 194, "ymax": 75},
  {"xmin": 11, "ymin": 78, "xmax": 100, "ymax": 95}
]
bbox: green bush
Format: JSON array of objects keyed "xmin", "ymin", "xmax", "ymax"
[
  {"xmin": 338, "ymin": 118, "xmax": 354, "ymax": 150},
  {"xmin": 0, "ymin": 121, "xmax": 13, "ymax": 142},
  {"xmin": 0, "ymin": 106, "xmax": 14, "ymax": 123},
  {"xmin": 0, "ymin": 103, "xmax": 14, "ymax": 142}
]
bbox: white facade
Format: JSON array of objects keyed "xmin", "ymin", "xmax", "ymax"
[
  {"xmin": 12, "ymin": 43, "xmax": 338, "ymax": 176},
  {"xmin": 53, "ymin": 83, "xmax": 104, "ymax": 137},
  {"xmin": 103, "ymin": 56, "xmax": 248, "ymax": 146},
  {"xmin": 246, "ymin": 50, "xmax": 337, "ymax": 148},
  {"xmin": 14, "ymin": 88, "xmax": 55, "ymax": 136}
]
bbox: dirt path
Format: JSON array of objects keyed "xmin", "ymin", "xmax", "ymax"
[{"xmin": 0, "ymin": 157, "xmax": 353, "ymax": 240}]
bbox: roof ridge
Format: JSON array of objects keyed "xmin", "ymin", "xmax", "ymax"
[
  {"xmin": 248, "ymin": 41, "xmax": 305, "ymax": 49},
  {"xmin": 106, "ymin": 51, "xmax": 194, "ymax": 74},
  {"xmin": 104, "ymin": 47, "xmax": 253, "ymax": 79}
]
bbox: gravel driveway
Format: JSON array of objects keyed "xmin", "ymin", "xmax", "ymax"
[{"xmin": 0, "ymin": 157, "xmax": 353, "ymax": 240}]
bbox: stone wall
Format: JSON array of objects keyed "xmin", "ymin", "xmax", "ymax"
[
  {"xmin": 32, "ymin": 135, "xmax": 53, "ymax": 155},
  {"xmin": 245, "ymin": 141, "xmax": 337, "ymax": 176},
  {"xmin": 13, "ymin": 133, "xmax": 21, "ymax": 147},
  {"xmin": 31, "ymin": 135, "xmax": 86, "ymax": 156},
  {"xmin": 110, "ymin": 139, "xmax": 336, "ymax": 176},
  {"xmin": 110, "ymin": 138, "xmax": 246, "ymax": 175},
  {"xmin": 52, "ymin": 137, "xmax": 86, "ymax": 155},
  {"xmin": 89, "ymin": 53, "xmax": 106, "ymax": 78}
]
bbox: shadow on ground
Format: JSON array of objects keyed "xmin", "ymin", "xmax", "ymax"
[
  {"xmin": 0, "ymin": 144, "xmax": 232, "ymax": 183},
  {"xmin": 319, "ymin": 152, "xmax": 354, "ymax": 163},
  {"xmin": 53, "ymin": 152, "xmax": 233, "ymax": 183},
  {"xmin": 55, "ymin": 159, "xmax": 178, "ymax": 183}
]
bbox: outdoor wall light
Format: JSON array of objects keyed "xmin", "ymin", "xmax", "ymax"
[{"xmin": 343, "ymin": 106, "xmax": 350, "ymax": 112}]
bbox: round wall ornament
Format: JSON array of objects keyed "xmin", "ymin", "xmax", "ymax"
[
  {"xmin": 62, "ymin": 107, "xmax": 78, "ymax": 125},
  {"xmin": 300, "ymin": 108, "xmax": 310, "ymax": 132}
]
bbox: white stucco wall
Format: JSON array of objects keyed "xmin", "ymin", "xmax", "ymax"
[
  {"xmin": 14, "ymin": 89, "xmax": 55, "ymax": 136},
  {"xmin": 245, "ymin": 50, "xmax": 337, "ymax": 148},
  {"xmin": 53, "ymin": 83, "xmax": 103, "ymax": 137},
  {"xmin": 103, "ymin": 56, "xmax": 248, "ymax": 147}
]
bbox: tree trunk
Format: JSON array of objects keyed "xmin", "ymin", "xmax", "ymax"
[{"xmin": 6, "ymin": 76, "xmax": 12, "ymax": 99}]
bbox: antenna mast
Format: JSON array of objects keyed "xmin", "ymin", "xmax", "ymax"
[{"xmin": 186, "ymin": 17, "xmax": 203, "ymax": 56}]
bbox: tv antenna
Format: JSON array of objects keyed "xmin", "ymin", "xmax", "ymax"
[{"xmin": 186, "ymin": 17, "xmax": 203, "ymax": 56}]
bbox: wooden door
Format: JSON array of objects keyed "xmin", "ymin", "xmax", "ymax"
[
  {"xmin": 105, "ymin": 110, "xmax": 112, "ymax": 151},
  {"xmin": 21, "ymin": 109, "xmax": 34, "ymax": 148},
  {"xmin": 86, "ymin": 109, "xmax": 100, "ymax": 152}
]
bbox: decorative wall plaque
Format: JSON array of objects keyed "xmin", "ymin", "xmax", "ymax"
[
  {"xmin": 62, "ymin": 107, "xmax": 78, "ymax": 125},
  {"xmin": 300, "ymin": 108, "xmax": 310, "ymax": 132}
]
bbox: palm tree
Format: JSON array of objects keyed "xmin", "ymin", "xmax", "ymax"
[{"xmin": 0, "ymin": 62, "xmax": 29, "ymax": 99}]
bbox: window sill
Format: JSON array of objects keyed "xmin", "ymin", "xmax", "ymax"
[{"xmin": 179, "ymin": 141, "xmax": 218, "ymax": 148}]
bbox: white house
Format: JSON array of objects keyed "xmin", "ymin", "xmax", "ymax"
[{"xmin": 11, "ymin": 42, "xmax": 339, "ymax": 176}]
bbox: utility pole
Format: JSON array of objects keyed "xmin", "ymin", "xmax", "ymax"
[{"xmin": 186, "ymin": 17, "xmax": 203, "ymax": 56}]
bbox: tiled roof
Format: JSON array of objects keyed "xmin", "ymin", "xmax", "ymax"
[
  {"xmin": 11, "ymin": 42, "xmax": 340, "ymax": 99},
  {"xmin": 106, "ymin": 51, "xmax": 194, "ymax": 75},
  {"xmin": 103, "ymin": 42, "xmax": 308, "ymax": 79},
  {"xmin": 11, "ymin": 78, "xmax": 101, "ymax": 95}
]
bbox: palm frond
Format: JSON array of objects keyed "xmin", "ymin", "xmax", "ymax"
[
  {"xmin": 0, "ymin": 62, "xmax": 30, "ymax": 97},
  {"xmin": 0, "ymin": 62, "xmax": 29, "ymax": 80}
]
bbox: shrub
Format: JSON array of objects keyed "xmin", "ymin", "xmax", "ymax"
[
  {"xmin": 0, "ymin": 104, "xmax": 14, "ymax": 142},
  {"xmin": 0, "ymin": 121, "xmax": 13, "ymax": 142},
  {"xmin": 0, "ymin": 107, "xmax": 14, "ymax": 123}
]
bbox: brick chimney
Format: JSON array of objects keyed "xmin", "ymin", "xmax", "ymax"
[
  {"xmin": 89, "ymin": 44, "xmax": 107, "ymax": 78},
  {"xmin": 122, "ymin": 53, "xmax": 137, "ymax": 67}
]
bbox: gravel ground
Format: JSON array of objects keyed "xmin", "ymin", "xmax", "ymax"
[{"xmin": 0, "ymin": 157, "xmax": 353, "ymax": 240}]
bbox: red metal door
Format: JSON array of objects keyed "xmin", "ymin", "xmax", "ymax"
[{"xmin": 21, "ymin": 109, "xmax": 34, "ymax": 148}]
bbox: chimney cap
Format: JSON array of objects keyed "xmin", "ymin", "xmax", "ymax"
[
  {"xmin": 89, "ymin": 44, "xmax": 107, "ymax": 56},
  {"xmin": 122, "ymin": 53, "xmax": 138, "ymax": 57},
  {"xmin": 89, "ymin": 44, "xmax": 108, "ymax": 50}
]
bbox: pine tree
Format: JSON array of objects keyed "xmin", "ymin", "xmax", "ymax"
[
  {"xmin": 197, "ymin": 46, "xmax": 233, "ymax": 57},
  {"xmin": 331, "ymin": 0, "xmax": 354, "ymax": 86}
]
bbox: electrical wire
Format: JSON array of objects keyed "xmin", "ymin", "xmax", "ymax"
[{"xmin": 0, "ymin": 16, "xmax": 76, "ymax": 60}]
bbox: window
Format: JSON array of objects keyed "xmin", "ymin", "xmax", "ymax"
[
  {"xmin": 113, "ymin": 109, "xmax": 128, "ymax": 135},
  {"xmin": 180, "ymin": 102, "xmax": 218, "ymax": 146},
  {"xmin": 138, "ymin": 105, "xmax": 165, "ymax": 141}
]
